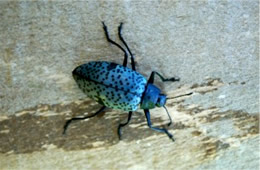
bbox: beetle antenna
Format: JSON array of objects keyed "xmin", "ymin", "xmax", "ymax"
[
  {"xmin": 166, "ymin": 92, "xmax": 193, "ymax": 100},
  {"xmin": 163, "ymin": 105, "xmax": 172, "ymax": 126}
]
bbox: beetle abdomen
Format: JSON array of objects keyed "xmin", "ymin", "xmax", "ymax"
[{"xmin": 72, "ymin": 61, "xmax": 147, "ymax": 111}]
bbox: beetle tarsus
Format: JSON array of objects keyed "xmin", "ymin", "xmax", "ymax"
[
  {"xmin": 167, "ymin": 77, "xmax": 180, "ymax": 82},
  {"xmin": 117, "ymin": 111, "xmax": 133, "ymax": 140},
  {"xmin": 63, "ymin": 119, "xmax": 73, "ymax": 135}
]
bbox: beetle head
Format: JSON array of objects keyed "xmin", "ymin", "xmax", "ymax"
[{"xmin": 140, "ymin": 84, "xmax": 167, "ymax": 109}]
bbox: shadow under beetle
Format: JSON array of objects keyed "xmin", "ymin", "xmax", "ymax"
[{"xmin": 63, "ymin": 22, "xmax": 180, "ymax": 141}]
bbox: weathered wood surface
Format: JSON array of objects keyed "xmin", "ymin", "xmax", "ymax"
[{"xmin": 0, "ymin": 1, "xmax": 259, "ymax": 169}]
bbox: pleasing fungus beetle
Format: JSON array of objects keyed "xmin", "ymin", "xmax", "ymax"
[{"xmin": 63, "ymin": 22, "xmax": 180, "ymax": 141}]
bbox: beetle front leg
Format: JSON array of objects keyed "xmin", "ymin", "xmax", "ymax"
[
  {"xmin": 148, "ymin": 71, "xmax": 180, "ymax": 84},
  {"xmin": 163, "ymin": 105, "xmax": 173, "ymax": 126},
  {"xmin": 144, "ymin": 109, "xmax": 175, "ymax": 141},
  {"xmin": 117, "ymin": 111, "xmax": 133, "ymax": 140}
]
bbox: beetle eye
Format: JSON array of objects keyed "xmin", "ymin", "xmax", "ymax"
[{"xmin": 156, "ymin": 94, "xmax": 166, "ymax": 107}]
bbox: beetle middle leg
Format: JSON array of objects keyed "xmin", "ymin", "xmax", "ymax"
[
  {"xmin": 63, "ymin": 106, "xmax": 106, "ymax": 135},
  {"xmin": 144, "ymin": 109, "xmax": 174, "ymax": 141},
  {"xmin": 102, "ymin": 22, "xmax": 129, "ymax": 67},
  {"xmin": 148, "ymin": 71, "xmax": 180, "ymax": 84},
  {"xmin": 117, "ymin": 111, "xmax": 133, "ymax": 140}
]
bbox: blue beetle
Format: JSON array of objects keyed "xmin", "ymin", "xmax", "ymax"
[{"xmin": 63, "ymin": 22, "xmax": 180, "ymax": 141}]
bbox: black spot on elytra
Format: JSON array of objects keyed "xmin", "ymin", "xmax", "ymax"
[{"xmin": 107, "ymin": 63, "xmax": 118, "ymax": 71}]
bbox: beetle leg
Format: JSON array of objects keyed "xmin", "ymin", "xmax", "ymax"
[
  {"xmin": 102, "ymin": 22, "xmax": 128, "ymax": 67},
  {"xmin": 63, "ymin": 106, "xmax": 106, "ymax": 135},
  {"xmin": 144, "ymin": 109, "xmax": 175, "ymax": 141},
  {"xmin": 117, "ymin": 111, "xmax": 133, "ymax": 140},
  {"xmin": 118, "ymin": 23, "xmax": 136, "ymax": 71},
  {"xmin": 148, "ymin": 71, "xmax": 180, "ymax": 84},
  {"xmin": 163, "ymin": 105, "xmax": 173, "ymax": 126}
]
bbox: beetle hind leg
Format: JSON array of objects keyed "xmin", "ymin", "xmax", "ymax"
[
  {"xmin": 117, "ymin": 111, "xmax": 133, "ymax": 140},
  {"xmin": 118, "ymin": 23, "xmax": 136, "ymax": 71},
  {"xmin": 102, "ymin": 22, "xmax": 128, "ymax": 67},
  {"xmin": 63, "ymin": 106, "xmax": 106, "ymax": 135}
]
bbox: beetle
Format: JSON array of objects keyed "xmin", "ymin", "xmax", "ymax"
[{"xmin": 63, "ymin": 22, "xmax": 180, "ymax": 141}]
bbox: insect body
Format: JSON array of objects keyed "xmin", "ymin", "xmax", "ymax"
[{"xmin": 63, "ymin": 22, "xmax": 180, "ymax": 141}]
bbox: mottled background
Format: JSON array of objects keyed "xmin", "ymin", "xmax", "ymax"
[{"xmin": 0, "ymin": 1, "xmax": 259, "ymax": 169}]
